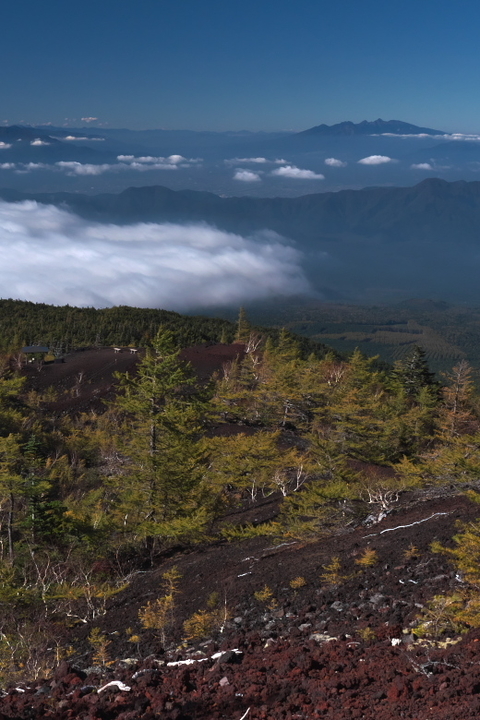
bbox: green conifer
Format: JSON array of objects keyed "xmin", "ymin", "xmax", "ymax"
[{"xmin": 111, "ymin": 329, "xmax": 210, "ymax": 554}]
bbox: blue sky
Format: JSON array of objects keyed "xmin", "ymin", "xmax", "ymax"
[{"xmin": 3, "ymin": 0, "xmax": 480, "ymax": 132}]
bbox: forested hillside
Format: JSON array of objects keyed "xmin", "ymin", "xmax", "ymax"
[
  {"xmin": 1, "ymin": 313, "xmax": 480, "ymax": 690},
  {"xmin": 0, "ymin": 299, "xmax": 330, "ymax": 358}
]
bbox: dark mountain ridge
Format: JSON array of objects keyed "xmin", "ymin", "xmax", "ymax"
[
  {"xmin": 298, "ymin": 118, "xmax": 445, "ymax": 136},
  {"xmin": 0, "ymin": 125, "xmax": 60, "ymax": 143},
  {"xmin": 2, "ymin": 177, "xmax": 480, "ymax": 245}
]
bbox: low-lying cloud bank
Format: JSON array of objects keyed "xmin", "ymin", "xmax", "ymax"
[
  {"xmin": 117, "ymin": 154, "xmax": 202, "ymax": 169},
  {"xmin": 61, "ymin": 135, "xmax": 105, "ymax": 141},
  {"xmin": 0, "ymin": 201, "xmax": 311, "ymax": 310},
  {"xmin": 0, "ymin": 154, "xmax": 203, "ymax": 176},
  {"xmin": 378, "ymin": 133, "xmax": 480, "ymax": 141}
]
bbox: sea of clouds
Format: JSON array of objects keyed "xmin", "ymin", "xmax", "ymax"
[{"xmin": 0, "ymin": 200, "xmax": 311, "ymax": 310}]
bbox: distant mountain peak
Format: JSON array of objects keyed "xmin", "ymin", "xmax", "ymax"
[
  {"xmin": 0, "ymin": 125, "xmax": 60, "ymax": 143},
  {"xmin": 298, "ymin": 118, "xmax": 445, "ymax": 136}
]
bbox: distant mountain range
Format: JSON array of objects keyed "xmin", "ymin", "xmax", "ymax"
[
  {"xmin": 3, "ymin": 118, "xmax": 472, "ymax": 200},
  {"xmin": 0, "ymin": 125, "xmax": 110, "ymax": 164},
  {"xmin": 1, "ymin": 177, "xmax": 477, "ymax": 245},
  {"xmin": 3, "ymin": 177, "xmax": 480, "ymax": 304},
  {"xmin": 297, "ymin": 118, "xmax": 445, "ymax": 136},
  {"xmin": 0, "ymin": 125, "xmax": 60, "ymax": 143}
]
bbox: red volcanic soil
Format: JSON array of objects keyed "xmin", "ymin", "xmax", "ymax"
[
  {"xmin": 23, "ymin": 347, "xmax": 139, "ymax": 413},
  {"xmin": 22, "ymin": 343, "xmax": 245, "ymax": 414},
  {"xmin": 5, "ymin": 628, "xmax": 480, "ymax": 720},
  {"xmin": 2, "ymin": 491, "xmax": 480, "ymax": 719},
  {"xmin": 180, "ymin": 343, "xmax": 245, "ymax": 381}
]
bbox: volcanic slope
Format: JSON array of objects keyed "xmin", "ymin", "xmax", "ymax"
[
  {"xmin": 3, "ymin": 339, "xmax": 480, "ymax": 719},
  {"xmin": 1, "ymin": 489, "xmax": 480, "ymax": 720}
]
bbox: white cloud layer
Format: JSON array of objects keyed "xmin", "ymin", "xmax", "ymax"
[
  {"xmin": 378, "ymin": 133, "xmax": 480, "ymax": 141},
  {"xmin": 0, "ymin": 201, "xmax": 310, "ymax": 310},
  {"xmin": 17, "ymin": 163, "xmax": 48, "ymax": 173},
  {"xmin": 375, "ymin": 133, "xmax": 438, "ymax": 138},
  {"xmin": 30, "ymin": 139, "xmax": 50, "ymax": 146},
  {"xmin": 358, "ymin": 155, "xmax": 393, "ymax": 165},
  {"xmin": 448, "ymin": 133, "xmax": 480, "ymax": 142},
  {"xmin": 0, "ymin": 142, "xmax": 11, "ymax": 149},
  {"xmin": 0, "ymin": 155, "xmax": 203, "ymax": 176},
  {"xmin": 225, "ymin": 157, "xmax": 288, "ymax": 165},
  {"xmin": 227, "ymin": 157, "xmax": 268, "ymax": 164},
  {"xmin": 411, "ymin": 163, "xmax": 433, "ymax": 170},
  {"xmin": 324, "ymin": 157, "xmax": 347, "ymax": 167},
  {"xmin": 117, "ymin": 154, "xmax": 202, "ymax": 169},
  {"xmin": 81, "ymin": 117, "xmax": 98, "ymax": 123},
  {"xmin": 271, "ymin": 165, "xmax": 325, "ymax": 179},
  {"xmin": 62, "ymin": 135, "xmax": 105, "ymax": 141},
  {"xmin": 233, "ymin": 169, "xmax": 262, "ymax": 182},
  {"xmin": 56, "ymin": 161, "xmax": 114, "ymax": 176}
]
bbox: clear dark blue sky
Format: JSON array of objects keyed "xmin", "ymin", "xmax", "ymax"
[{"xmin": 3, "ymin": 0, "xmax": 479, "ymax": 132}]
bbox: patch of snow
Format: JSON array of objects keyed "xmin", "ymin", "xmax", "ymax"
[
  {"xmin": 167, "ymin": 648, "xmax": 242, "ymax": 667},
  {"xmin": 167, "ymin": 658, "xmax": 205, "ymax": 667},
  {"xmin": 211, "ymin": 649, "xmax": 242, "ymax": 660},
  {"xmin": 98, "ymin": 680, "xmax": 131, "ymax": 692}
]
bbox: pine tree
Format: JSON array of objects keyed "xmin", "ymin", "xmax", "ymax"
[
  {"xmin": 312, "ymin": 350, "xmax": 387, "ymax": 462},
  {"xmin": 235, "ymin": 307, "xmax": 250, "ymax": 343},
  {"xmin": 439, "ymin": 360, "xmax": 477, "ymax": 438},
  {"xmin": 111, "ymin": 329, "xmax": 210, "ymax": 553},
  {"xmin": 260, "ymin": 331, "xmax": 308, "ymax": 429},
  {"xmin": 395, "ymin": 360, "xmax": 480, "ymax": 487},
  {"xmin": 393, "ymin": 346, "xmax": 437, "ymax": 398}
]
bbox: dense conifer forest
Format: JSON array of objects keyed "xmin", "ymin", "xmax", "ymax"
[
  {"xmin": 1, "ymin": 301, "xmax": 480, "ymax": 687},
  {"xmin": 0, "ymin": 299, "xmax": 330, "ymax": 358}
]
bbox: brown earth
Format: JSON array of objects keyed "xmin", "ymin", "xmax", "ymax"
[
  {"xmin": 3, "ymin": 344, "xmax": 480, "ymax": 718},
  {"xmin": 22, "ymin": 343, "xmax": 245, "ymax": 414}
]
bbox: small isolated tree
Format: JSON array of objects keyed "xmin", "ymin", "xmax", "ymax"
[
  {"xmin": 138, "ymin": 566, "xmax": 181, "ymax": 646},
  {"xmin": 235, "ymin": 307, "xmax": 251, "ymax": 343}
]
